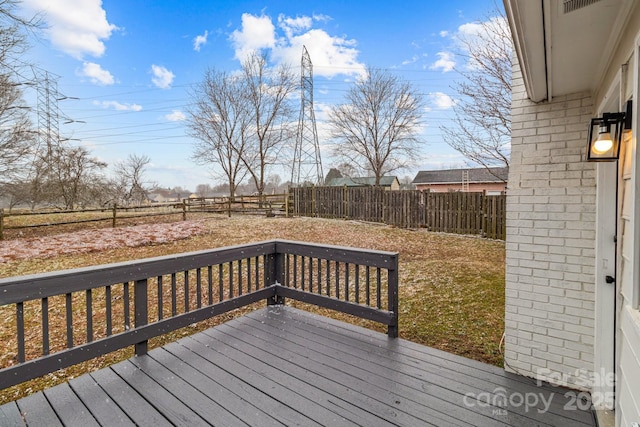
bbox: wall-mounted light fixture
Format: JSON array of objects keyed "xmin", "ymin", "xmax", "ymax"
[{"xmin": 587, "ymin": 112, "xmax": 626, "ymax": 161}]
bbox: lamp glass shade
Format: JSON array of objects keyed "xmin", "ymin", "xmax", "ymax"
[{"xmin": 587, "ymin": 114, "xmax": 624, "ymax": 161}]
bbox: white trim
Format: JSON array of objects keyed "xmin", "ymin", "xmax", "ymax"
[
  {"xmin": 593, "ymin": 75, "xmax": 621, "ymax": 410},
  {"xmin": 503, "ymin": 0, "xmax": 548, "ymax": 102}
]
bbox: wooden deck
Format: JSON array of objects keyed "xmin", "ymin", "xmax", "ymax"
[{"xmin": 0, "ymin": 306, "xmax": 596, "ymax": 427}]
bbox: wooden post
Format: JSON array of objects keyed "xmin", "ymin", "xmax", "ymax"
[
  {"xmin": 182, "ymin": 199, "xmax": 187, "ymax": 221},
  {"xmin": 134, "ymin": 278, "xmax": 149, "ymax": 356},
  {"xmin": 227, "ymin": 197, "xmax": 232, "ymax": 218},
  {"xmin": 0, "ymin": 208, "xmax": 4, "ymax": 241},
  {"xmin": 343, "ymin": 185, "xmax": 348, "ymax": 220},
  {"xmin": 266, "ymin": 251, "xmax": 285, "ymax": 305},
  {"xmin": 112, "ymin": 204, "xmax": 117, "ymax": 228},
  {"xmin": 285, "ymin": 192, "xmax": 290, "ymax": 218}
]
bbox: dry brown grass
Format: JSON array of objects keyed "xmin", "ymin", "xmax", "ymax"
[{"xmin": 0, "ymin": 215, "xmax": 505, "ymax": 404}]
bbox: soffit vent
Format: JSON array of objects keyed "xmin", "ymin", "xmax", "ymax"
[{"xmin": 563, "ymin": 0, "xmax": 603, "ymax": 13}]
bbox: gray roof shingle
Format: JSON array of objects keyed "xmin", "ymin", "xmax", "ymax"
[{"xmin": 412, "ymin": 167, "xmax": 508, "ymax": 184}]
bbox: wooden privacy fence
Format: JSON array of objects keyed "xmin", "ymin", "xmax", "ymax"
[{"xmin": 290, "ymin": 187, "xmax": 507, "ymax": 240}]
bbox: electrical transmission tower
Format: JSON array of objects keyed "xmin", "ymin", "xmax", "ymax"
[
  {"xmin": 32, "ymin": 67, "xmax": 62, "ymax": 158},
  {"xmin": 291, "ymin": 45, "xmax": 323, "ymax": 186}
]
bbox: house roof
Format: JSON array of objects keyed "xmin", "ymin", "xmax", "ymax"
[
  {"xmin": 326, "ymin": 176, "xmax": 399, "ymax": 187},
  {"xmin": 504, "ymin": 0, "xmax": 634, "ymax": 102},
  {"xmin": 412, "ymin": 167, "xmax": 508, "ymax": 185}
]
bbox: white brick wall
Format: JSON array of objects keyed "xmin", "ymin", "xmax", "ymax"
[{"xmin": 504, "ymin": 63, "xmax": 597, "ymax": 390}]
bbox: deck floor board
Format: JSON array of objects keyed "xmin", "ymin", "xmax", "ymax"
[{"xmin": 0, "ymin": 306, "xmax": 597, "ymax": 427}]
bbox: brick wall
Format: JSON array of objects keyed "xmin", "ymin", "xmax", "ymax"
[{"xmin": 504, "ymin": 63, "xmax": 597, "ymax": 390}]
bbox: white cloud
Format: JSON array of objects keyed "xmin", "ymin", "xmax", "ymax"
[
  {"xmin": 278, "ymin": 14, "xmax": 312, "ymax": 38},
  {"xmin": 79, "ymin": 62, "xmax": 114, "ymax": 85},
  {"xmin": 22, "ymin": 0, "xmax": 117, "ymax": 59},
  {"xmin": 229, "ymin": 13, "xmax": 276, "ymax": 61},
  {"xmin": 428, "ymin": 92, "xmax": 456, "ymax": 109},
  {"xmin": 193, "ymin": 30, "xmax": 208, "ymax": 51},
  {"xmin": 273, "ymin": 28, "xmax": 366, "ymax": 79},
  {"xmin": 165, "ymin": 110, "xmax": 186, "ymax": 121},
  {"xmin": 439, "ymin": 30, "xmax": 449, "ymax": 38},
  {"xmin": 151, "ymin": 65, "xmax": 175, "ymax": 89},
  {"xmin": 430, "ymin": 51, "xmax": 456, "ymax": 73},
  {"xmin": 456, "ymin": 16, "xmax": 511, "ymax": 70},
  {"xmin": 93, "ymin": 100, "xmax": 142, "ymax": 111},
  {"xmin": 229, "ymin": 13, "xmax": 365, "ymax": 79}
]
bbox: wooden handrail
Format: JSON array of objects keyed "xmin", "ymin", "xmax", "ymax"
[{"xmin": 0, "ymin": 240, "xmax": 399, "ymax": 389}]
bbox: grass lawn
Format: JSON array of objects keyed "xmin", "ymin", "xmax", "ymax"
[{"xmin": 0, "ymin": 215, "xmax": 505, "ymax": 404}]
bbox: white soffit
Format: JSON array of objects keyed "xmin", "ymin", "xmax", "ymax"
[
  {"xmin": 505, "ymin": 0, "xmax": 631, "ymax": 101},
  {"xmin": 549, "ymin": 0, "xmax": 627, "ymax": 97}
]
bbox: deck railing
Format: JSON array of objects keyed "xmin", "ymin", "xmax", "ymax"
[{"xmin": 0, "ymin": 240, "xmax": 398, "ymax": 389}]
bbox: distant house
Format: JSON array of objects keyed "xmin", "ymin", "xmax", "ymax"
[
  {"xmin": 325, "ymin": 176, "xmax": 400, "ymax": 190},
  {"xmin": 412, "ymin": 167, "xmax": 508, "ymax": 194}
]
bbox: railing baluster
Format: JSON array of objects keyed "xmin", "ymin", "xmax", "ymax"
[
  {"xmin": 86, "ymin": 289, "xmax": 93, "ymax": 342},
  {"xmin": 309, "ymin": 257, "xmax": 313, "ymax": 292},
  {"xmin": 366, "ymin": 266, "xmax": 371, "ymax": 306},
  {"xmin": 247, "ymin": 258, "xmax": 252, "ymax": 293},
  {"xmin": 157, "ymin": 276, "xmax": 163, "ymax": 321},
  {"xmin": 208, "ymin": 266, "xmax": 213, "ymax": 305},
  {"xmin": 238, "ymin": 259, "xmax": 243, "ymax": 296},
  {"xmin": 66, "ymin": 293, "xmax": 73, "ymax": 348},
  {"xmin": 316, "ymin": 258, "xmax": 321, "ymax": 294},
  {"xmin": 184, "ymin": 271, "xmax": 190, "ymax": 313},
  {"xmin": 345, "ymin": 263, "xmax": 350, "ymax": 302},
  {"xmin": 171, "ymin": 273, "xmax": 177, "ymax": 316},
  {"xmin": 123, "ymin": 282, "xmax": 130, "ymax": 330},
  {"xmin": 335, "ymin": 261, "xmax": 340, "ymax": 299},
  {"xmin": 255, "ymin": 256, "xmax": 260, "ymax": 290},
  {"xmin": 228, "ymin": 262, "xmax": 234, "ymax": 298},
  {"xmin": 16, "ymin": 302, "xmax": 25, "ymax": 363},
  {"xmin": 376, "ymin": 268, "xmax": 382, "ymax": 309},
  {"xmin": 326, "ymin": 259, "xmax": 330, "ymax": 296},
  {"xmin": 284, "ymin": 254, "xmax": 290, "ymax": 287},
  {"xmin": 106, "ymin": 285, "xmax": 112, "ymax": 336},
  {"xmin": 293, "ymin": 255, "xmax": 298, "ymax": 289},
  {"xmin": 301, "ymin": 256, "xmax": 305, "ymax": 291},
  {"xmin": 42, "ymin": 298, "xmax": 49, "ymax": 356},
  {"xmin": 355, "ymin": 266, "xmax": 360, "ymax": 304},
  {"xmin": 218, "ymin": 264, "xmax": 224, "ymax": 301},
  {"xmin": 196, "ymin": 268, "xmax": 202, "ymax": 308}
]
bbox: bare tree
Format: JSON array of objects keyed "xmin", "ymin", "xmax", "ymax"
[
  {"xmin": 188, "ymin": 52, "xmax": 297, "ymax": 200},
  {"xmin": 0, "ymin": 76, "xmax": 33, "ymax": 183},
  {"xmin": 113, "ymin": 154, "xmax": 152, "ymax": 206},
  {"xmin": 440, "ymin": 8, "xmax": 512, "ymax": 172},
  {"xmin": 188, "ymin": 68, "xmax": 250, "ymax": 199},
  {"xmin": 49, "ymin": 145, "xmax": 107, "ymax": 209},
  {"xmin": 327, "ymin": 67, "xmax": 424, "ymax": 186},
  {"xmin": 0, "ymin": 0, "xmax": 39, "ymax": 185},
  {"xmin": 195, "ymin": 183, "xmax": 212, "ymax": 197},
  {"xmin": 241, "ymin": 52, "xmax": 297, "ymax": 198}
]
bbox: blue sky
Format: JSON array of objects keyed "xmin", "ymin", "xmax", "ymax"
[{"xmin": 17, "ymin": 0, "xmax": 504, "ymax": 191}]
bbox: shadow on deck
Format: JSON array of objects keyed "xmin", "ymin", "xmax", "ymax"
[{"xmin": 1, "ymin": 307, "xmax": 596, "ymax": 427}]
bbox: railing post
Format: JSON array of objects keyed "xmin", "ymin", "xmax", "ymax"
[
  {"xmin": 0, "ymin": 208, "xmax": 4, "ymax": 241},
  {"xmin": 182, "ymin": 199, "xmax": 187, "ymax": 221},
  {"xmin": 134, "ymin": 278, "xmax": 149, "ymax": 355},
  {"xmin": 387, "ymin": 254, "xmax": 399, "ymax": 338},
  {"xmin": 112, "ymin": 203, "xmax": 117, "ymax": 228},
  {"xmin": 266, "ymin": 248, "xmax": 285, "ymax": 305}
]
